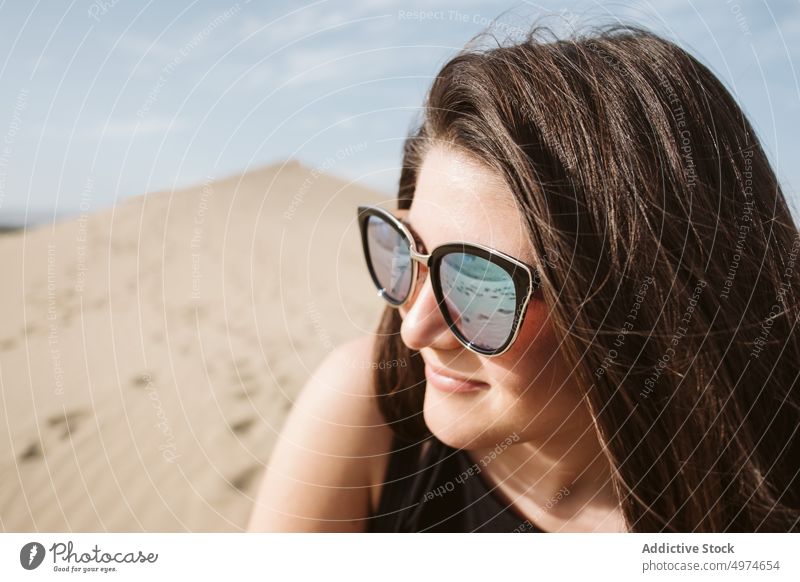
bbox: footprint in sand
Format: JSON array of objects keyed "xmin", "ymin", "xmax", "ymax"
[
  {"xmin": 0, "ymin": 338, "xmax": 18, "ymax": 351},
  {"xmin": 17, "ymin": 441, "xmax": 43, "ymax": 462},
  {"xmin": 130, "ymin": 372, "xmax": 154, "ymax": 389},
  {"xmin": 230, "ymin": 417, "xmax": 256, "ymax": 436},
  {"xmin": 47, "ymin": 409, "xmax": 89, "ymax": 440},
  {"xmin": 230, "ymin": 465, "xmax": 262, "ymax": 492}
]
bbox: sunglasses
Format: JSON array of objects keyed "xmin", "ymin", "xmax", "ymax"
[{"xmin": 357, "ymin": 205, "xmax": 543, "ymax": 356}]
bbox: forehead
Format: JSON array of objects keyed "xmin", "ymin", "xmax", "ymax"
[{"xmin": 407, "ymin": 144, "xmax": 535, "ymax": 263}]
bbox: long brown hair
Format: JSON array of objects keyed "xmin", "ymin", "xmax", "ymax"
[{"xmin": 370, "ymin": 24, "xmax": 800, "ymax": 532}]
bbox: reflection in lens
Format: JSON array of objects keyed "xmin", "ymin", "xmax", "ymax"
[
  {"xmin": 366, "ymin": 215, "xmax": 412, "ymax": 303},
  {"xmin": 438, "ymin": 252, "xmax": 517, "ymax": 351}
]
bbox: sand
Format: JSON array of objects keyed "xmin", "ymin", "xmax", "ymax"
[{"xmin": 0, "ymin": 160, "xmax": 387, "ymax": 531}]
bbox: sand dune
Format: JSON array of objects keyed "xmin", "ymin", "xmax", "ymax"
[{"xmin": 0, "ymin": 160, "xmax": 387, "ymax": 531}]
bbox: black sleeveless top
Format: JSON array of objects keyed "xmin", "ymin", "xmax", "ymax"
[{"xmin": 366, "ymin": 432, "xmax": 544, "ymax": 532}]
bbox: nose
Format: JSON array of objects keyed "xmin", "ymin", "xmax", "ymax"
[{"xmin": 399, "ymin": 264, "xmax": 462, "ymax": 353}]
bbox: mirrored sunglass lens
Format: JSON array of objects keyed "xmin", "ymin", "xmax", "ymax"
[
  {"xmin": 438, "ymin": 252, "xmax": 517, "ymax": 352},
  {"xmin": 366, "ymin": 215, "xmax": 413, "ymax": 303}
]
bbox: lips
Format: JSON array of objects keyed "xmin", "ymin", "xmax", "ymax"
[{"xmin": 424, "ymin": 363, "xmax": 489, "ymax": 393}]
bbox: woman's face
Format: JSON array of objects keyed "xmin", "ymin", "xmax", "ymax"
[{"xmin": 400, "ymin": 144, "xmax": 593, "ymax": 450}]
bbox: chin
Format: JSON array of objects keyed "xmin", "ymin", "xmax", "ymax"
[{"xmin": 423, "ymin": 389, "xmax": 508, "ymax": 450}]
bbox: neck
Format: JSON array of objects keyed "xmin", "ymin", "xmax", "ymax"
[{"xmin": 466, "ymin": 425, "xmax": 626, "ymax": 532}]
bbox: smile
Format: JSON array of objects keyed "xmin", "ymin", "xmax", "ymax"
[{"xmin": 424, "ymin": 364, "xmax": 489, "ymax": 393}]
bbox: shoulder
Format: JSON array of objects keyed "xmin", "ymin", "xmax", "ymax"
[
  {"xmin": 308, "ymin": 334, "xmax": 390, "ymax": 438},
  {"xmin": 247, "ymin": 335, "xmax": 395, "ymax": 531}
]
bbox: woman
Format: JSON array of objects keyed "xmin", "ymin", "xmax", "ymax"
[{"xmin": 248, "ymin": 24, "xmax": 800, "ymax": 532}]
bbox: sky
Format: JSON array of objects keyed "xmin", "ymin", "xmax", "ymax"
[{"xmin": 0, "ymin": 0, "xmax": 797, "ymax": 226}]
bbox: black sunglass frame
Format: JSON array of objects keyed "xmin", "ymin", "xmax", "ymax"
[{"xmin": 357, "ymin": 204, "xmax": 543, "ymax": 356}]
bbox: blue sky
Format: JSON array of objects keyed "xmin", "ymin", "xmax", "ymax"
[{"xmin": 0, "ymin": 0, "xmax": 797, "ymax": 226}]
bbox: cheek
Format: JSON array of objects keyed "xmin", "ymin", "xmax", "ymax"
[
  {"xmin": 497, "ymin": 302, "xmax": 558, "ymax": 373},
  {"xmin": 485, "ymin": 303, "xmax": 579, "ymax": 406}
]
